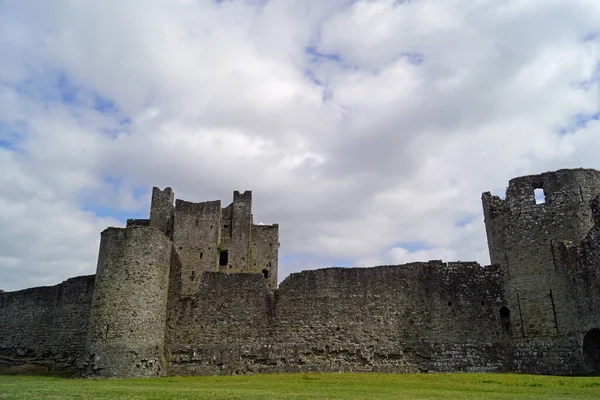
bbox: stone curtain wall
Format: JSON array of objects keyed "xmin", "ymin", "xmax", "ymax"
[
  {"xmin": 166, "ymin": 272, "xmax": 273, "ymax": 375},
  {"xmin": 3, "ymin": 170, "xmax": 599, "ymax": 377},
  {"xmin": 273, "ymin": 262, "xmax": 507, "ymax": 373},
  {"xmin": 0, "ymin": 275, "xmax": 95, "ymax": 371},
  {"xmin": 166, "ymin": 261, "xmax": 509, "ymax": 374}
]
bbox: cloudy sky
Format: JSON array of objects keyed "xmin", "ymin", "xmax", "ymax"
[{"xmin": 1, "ymin": 0, "xmax": 600, "ymax": 291}]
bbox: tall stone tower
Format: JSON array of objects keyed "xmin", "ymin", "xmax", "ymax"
[
  {"xmin": 83, "ymin": 227, "xmax": 172, "ymax": 378},
  {"xmin": 482, "ymin": 168, "xmax": 600, "ymax": 340}
]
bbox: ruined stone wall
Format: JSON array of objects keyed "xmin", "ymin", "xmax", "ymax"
[
  {"xmin": 227, "ymin": 191, "xmax": 252, "ymax": 272},
  {"xmin": 126, "ymin": 219, "xmax": 150, "ymax": 227},
  {"xmin": 150, "ymin": 187, "xmax": 175, "ymax": 236},
  {"xmin": 509, "ymin": 338, "xmax": 584, "ymax": 375},
  {"xmin": 172, "ymin": 200, "xmax": 221, "ymax": 295},
  {"xmin": 4, "ymin": 173, "xmax": 600, "ymax": 377},
  {"xmin": 549, "ymin": 196, "xmax": 600, "ymax": 374},
  {"xmin": 272, "ymin": 262, "xmax": 507, "ymax": 373},
  {"xmin": 83, "ymin": 226, "xmax": 172, "ymax": 378},
  {"xmin": 559, "ymin": 197, "xmax": 600, "ymax": 337},
  {"xmin": 0, "ymin": 275, "xmax": 95, "ymax": 371},
  {"xmin": 483, "ymin": 169, "xmax": 600, "ymax": 339},
  {"xmin": 217, "ymin": 192, "xmax": 253, "ymax": 273},
  {"xmin": 483, "ymin": 169, "xmax": 600, "ymax": 374},
  {"xmin": 229, "ymin": 190, "xmax": 252, "ymax": 272},
  {"xmin": 250, "ymin": 224, "xmax": 279, "ymax": 290},
  {"xmin": 166, "ymin": 261, "xmax": 509, "ymax": 374},
  {"xmin": 166, "ymin": 272, "xmax": 273, "ymax": 375}
]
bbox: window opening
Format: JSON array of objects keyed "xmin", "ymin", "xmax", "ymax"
[
  {"xmin": 534, "ymin": 188, "xmax": 545, "ymax": 204},
  {"xmin": 500, "ymin": 307, "xmax": 511, "ymax": 334},
  {"xmin": 219, "ymin": 250, "xmax": 228, "ymax": 266},
  {"xmin": 262, "ymin": 269, "xmax": 269, "ymax": 279}
]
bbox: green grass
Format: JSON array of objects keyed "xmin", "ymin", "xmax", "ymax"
[{"xmin": 0, "ymin": 373, "xmax": 599, "ymax": 399}]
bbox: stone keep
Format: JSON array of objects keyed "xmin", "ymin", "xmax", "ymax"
[
  {"xmin": 81, "ymin": 189, "xmax": 279, "ymax": 377},
  {"xmin": 1, "ymin": 168, "xmax": 600, "ymax": 377}
]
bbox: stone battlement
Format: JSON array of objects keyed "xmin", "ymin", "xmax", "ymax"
[{"xmin": 1, "ymin": 168, "xmax": 600, "ymax": 377}]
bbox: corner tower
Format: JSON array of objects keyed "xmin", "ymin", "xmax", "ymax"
[
  {"xmin": 83, "ymin": 227, "xmax": 172, "ymax": 378},
  {"xmin": 482, "ymin": 168, "xmax": 600, "ymax": 339}
]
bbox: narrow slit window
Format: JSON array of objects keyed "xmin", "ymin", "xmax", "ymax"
[
  {"xmin": 500, "ymin": 307, "xmax": 511, "ymax": 334},
  {"xmin": 219, "ymin": 250, "xmax": 228, "ymax": 266}
]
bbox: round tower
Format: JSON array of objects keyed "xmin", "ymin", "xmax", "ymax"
[
  {"xmin": 482, "ymin": 168, "xmax": 600, "ymax": 339},
  {"xmin": 83, "ymin": 226, "xmax": 172, "ymax": 378}
]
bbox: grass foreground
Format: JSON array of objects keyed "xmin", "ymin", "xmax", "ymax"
[{"xmin": 0, "ymin": 372, "xmax": 599, "ymax": 400}]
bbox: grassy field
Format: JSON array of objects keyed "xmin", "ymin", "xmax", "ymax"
[{"xmin": 0, "ymin": 372, "xmax": 599, "ymax": 400}]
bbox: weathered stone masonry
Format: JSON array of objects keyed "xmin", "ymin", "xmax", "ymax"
[{"xmin": 1, "ymin": 168, "xmax": 600, "ymax": 377}]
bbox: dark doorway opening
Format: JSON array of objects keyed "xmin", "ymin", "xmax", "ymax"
[
  {"xmin": 262, "ymin": 269, "xmax": 269, "ymax": 279},
  {"xmin": 583, "ymin": 328, "xmax": 600, "ymax": 374},
  {"xmin": 219, "ymin": 250, "xmax": 228, "ymax": 267},
  {"xmin": 500, "ymin": 307, "xmax": 511, "ymax": 334}
]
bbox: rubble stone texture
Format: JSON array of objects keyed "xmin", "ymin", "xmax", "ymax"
[{"xmin": 1, "ymin": 168, "xmax": 600, "ymax": 377}]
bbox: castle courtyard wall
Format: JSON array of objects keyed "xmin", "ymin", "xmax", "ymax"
[
  {"xmin": 0, "ymin": 275, "xmax": 95, "ymax": 370},
  {"xmin": 166, "ymin": 272, "xmax": 273, "ymax": 375},
  {"xmin": 165, "ymin": 261, "xmax": 510, "ymax": 375}
]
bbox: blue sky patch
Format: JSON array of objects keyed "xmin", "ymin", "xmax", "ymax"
[
  {"xmin": 455, "ymin": 214, "xmax": 475, "ymax": 227},
  {"xmin": 390, "ymin": 241, "xmax": 431, "ymax": 253},
  {"xmin": 56, "ymin": 72, "xmax": 124, "ymax": 118},
  {"xmin": 305, "ymin": 46, "xmax": 359, "ymax": 71},
  {"xmin": 85, "ymin": 206, "xmax": 148, "ymax": 223},
  {"xmin": 559, "ymin": 111, "xmax": 600, "ymax": 135},
  {"xmin": 0, "ymin": 120, "xmax": 27, "ymax": 152},
  {"xmin": 306, "ymin": 46, "xmax": 343, "ymax": 64},
  {"xmin": 80, "ymin": 177, "xmax": 151, "ymax": 223},
  {"xmin": 401, "ymin": 52, "xmax": 424, "ymax": 65}
]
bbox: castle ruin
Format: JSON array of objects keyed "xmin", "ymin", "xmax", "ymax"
[{"xmin": 1, "ymin": 168, "xmax": 600, "ymax": 377}]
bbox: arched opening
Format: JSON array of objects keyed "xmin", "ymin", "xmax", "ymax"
[
  {"xmin": 262, "ymin": 269, "xmax": 269, "ymax": 279},
  {"xmin": 583, "ymin": 328, "xmax": 600, "ymax": 374},
  {"xmin": 500, "ymin": 307, "xmax": 511, "ymax": 334}
]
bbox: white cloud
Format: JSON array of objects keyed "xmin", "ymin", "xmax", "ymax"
[{"xmin": 1, "ymin": 0, "xmax": 600, "ymax": 291}]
